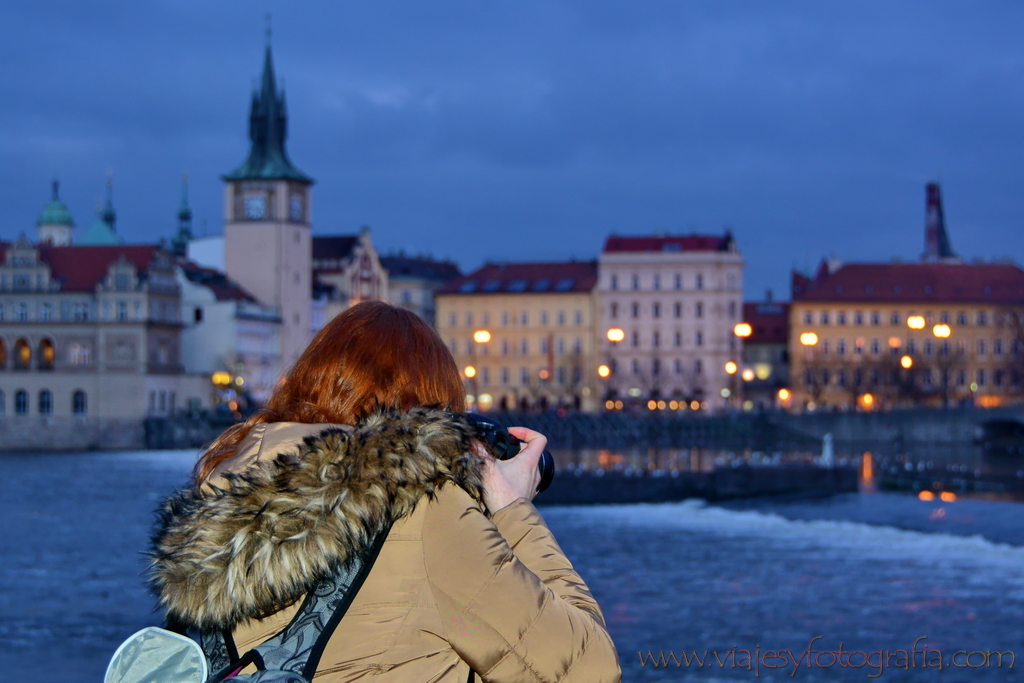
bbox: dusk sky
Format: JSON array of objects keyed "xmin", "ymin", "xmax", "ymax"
[{"xmin": 2, "ymin": 1, "xmax": 1023, "ymax": 299}]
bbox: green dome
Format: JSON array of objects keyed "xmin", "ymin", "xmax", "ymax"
[{"xmin": 37, "ymin": 181, "xmax": 74, "ymax": 226}]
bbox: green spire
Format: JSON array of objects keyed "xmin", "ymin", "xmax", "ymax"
[
  {"xmin": 171, "ymin": 173, "xmax": 193, "ymax": 256},
  {"xmin": 36, "ymin": 179, "xmax": 74, "ymax": 227},
  {"xmin": 80, "ymin": 175, "xmax": 124, "ymax": 246},
  {"xmin": 222, "ymin": 34, "xmax": 313, "ymax": 183}
]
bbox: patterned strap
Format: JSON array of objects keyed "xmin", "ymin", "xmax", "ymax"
[{"xmin": 201, "ymin": 522, "xmax": 392, "ymax": 681}]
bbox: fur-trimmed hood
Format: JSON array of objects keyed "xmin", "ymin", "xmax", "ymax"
[{"xmin": 149, "ymin": 408, "xmax": 485, "ymax": 631}]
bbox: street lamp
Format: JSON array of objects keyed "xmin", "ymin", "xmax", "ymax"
[
  {"xmin": 473, "ymin": 329, "xmax": 492, "ymax": 343},
  {"xmin": 799, "ymin": 332, "xmax": 819, "ymax": 346},
  {"xmin": 907, "ymin": 315, "xmax": 926, "ymax": 330},
  {"xmin": 607, "ymin": 328, "xmax": 625, "ymax": 342},
  {"xmin": 932, "ymin": 324, "xmax": 951, "ymax": 338},
  {"xmin": 733, "ymin": 322, "xmax": 752, "ymax": 338},
  {"xmin": 900, "ymin": 355, "xmax": 913, "ymax": 369},
  {"xmin": 724, "ymin": 361, "xmax": 738, "ymax": 375},
  {"xmin": 597, "ymin": 364, "xmax": 611, "ymax": 378}
]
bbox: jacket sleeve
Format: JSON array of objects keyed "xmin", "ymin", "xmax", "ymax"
[{"xmin": 422, "ymin": 489, "xmax": 622, "ymax": 683}]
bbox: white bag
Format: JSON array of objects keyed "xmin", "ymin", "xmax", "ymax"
[{"xmin": 105, "ymin": 626, "xmax": 208, "ymax": 683}]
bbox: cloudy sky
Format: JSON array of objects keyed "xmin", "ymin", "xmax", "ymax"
[{"xmin": 1, "ymin": 1, "xmax": 1023, "ymax": 298}]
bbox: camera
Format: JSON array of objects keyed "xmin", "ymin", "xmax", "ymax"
[{"xmin": 465, "ymin": 413, "xmax": 555, "ymax": 494}]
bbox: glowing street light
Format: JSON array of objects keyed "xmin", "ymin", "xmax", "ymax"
[
  {"xmin": 733, "ymin": 322, "xmax": 753, "ymax": 338},
  {"xmin": 464, "ymin": 365, "xmax": 477, "ymax": 378},
  {"xmin": 888, "ymin": 337, "xmax": 902, "ymax": 348},
  {"xmin": 777, "ymin": 388, "xmax": 791, "ymax": 401},
  {"xmin": 473, "ymin": 329, "xmax": 491, "ymax": 343},
  {"xmin": 597, "ymin": 364, "xmax": 611, "ymax": 378},
  {"xmin": 907, "ymin": 315, "xmax": 926, "ymax": 330},
  {"xmin": 606, "ymin": 328, "xmax": 625, "ymax": 342},
  {"xmin": 741, "ymin": 368, "xmax": 755, "ymax": 382},
  {"xmin": 900, "ymin": 355, "xmax": 913, "ymax": 369},
  {"xmin": 860, "ymin": 393, "xmax": 875, "ymax": 408},
  {"xmin": 724, "ymin": 361, "xmax": 738, "ymax": 374},
  {"xmin": 799, "ymin": 332, "xmax": 819, "ymax": 346},
  {"xmin": 932, "ymin": 324, "xmax": 951, "ymax": 338}
]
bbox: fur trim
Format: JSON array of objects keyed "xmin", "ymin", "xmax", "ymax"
[{"xmin": 149, "ymin": 408, "xmax": 485, "ymax": 630}]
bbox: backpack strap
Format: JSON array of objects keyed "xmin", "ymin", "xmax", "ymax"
[{"xmin": 205, "ymin": 521, "xmax": 393, "ymax": 682}]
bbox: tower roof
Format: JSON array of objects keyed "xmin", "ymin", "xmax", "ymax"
[
  {"xmin": 80, "ymin": 177, "xmax": 123, "ymax": 246},
  {"xmin": 36, "ymin": 180, "xmax": 74, "ymax": 227},
  {"xmin": 223, "ymin": 43, "xmax": 313, "ymax": 183}
]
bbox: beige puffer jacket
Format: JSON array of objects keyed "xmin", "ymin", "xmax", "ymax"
[{"xmin": 150, "ymin": 409, "xmax": 621, "ymax": 682}]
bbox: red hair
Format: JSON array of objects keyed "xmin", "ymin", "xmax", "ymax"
[{"xmin": 195, "ymin": 301, "xmax": 465, "ymax": 482}]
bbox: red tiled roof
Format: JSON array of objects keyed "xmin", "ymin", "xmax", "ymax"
[
  {"xmin": 179, "ymin": 260, "xmax": 258, "ymax": 302},
  {"xmin": 602, "ymin": 233, "xmax": 734, "ymax": 253},
  {"xmin": 438, "ymin": 261, "xmax": 597, "ymax": 295},
  {"xmin": 792, "ymin": 262, "xmax": 1024, "ymax": 304},
  {"xmin": 38, "ymin": 244, "xmax": 161, "ymax": 292},
  {"xmin": 742, "ymin": 301, "xmax": 790, "ymax": 344}
]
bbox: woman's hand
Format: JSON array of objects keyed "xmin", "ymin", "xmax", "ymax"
[{"xmin": 477, "ymin": 427, "xmax": 546, "ymax": 514}]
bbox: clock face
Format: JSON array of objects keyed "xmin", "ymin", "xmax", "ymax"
[
  {"xmin": 289, "ymin": 194, "xmax": 304, "ymax": 222},
  {"xmin": 246, "ymin": 195, "xmax": 267, "ymax": 220}
]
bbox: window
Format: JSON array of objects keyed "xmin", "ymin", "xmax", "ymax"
[
  {"xmin": 821, "ymin": 312, "xmax": 830, "ymax": 325},
  {"xmin": 520, "ymin": 367, "xmax": 529, "ymax": 385},
  {"xmin": 501, "ymin": 312, "xmax": 509, "ymax": 326},
  {"xmin": 38, "ymin": 390, "xmax": 52, "ymax": 415},
  {"xmin": 870, "ymin": 339, "xmax": 880, "ymax": 354},
  {"xmin": 890, "ymin": 313, "xmax": 900, "ymax": 326},
  {"xmin": 194, "ymin": 307, "xmax": 204, "ymax": 323},
  {"xmin": 652, "ymin": 302, "xmax": 661, "ymax": 319},
  {"xmin": 695, "ymin": 302, "xmax": 703, "ymax": 318},
  {"xmin": 14, "ymin": 338, "xmax": 30, "ymax": 370},
  {"xmin": 38, "ymin": 339, "xmax": 55, "ymax": 370},
  {"xmin": 977, "ymin": 369, "xmax": 986, "ymax": 386},
  {"xmin": 631, "ymin": 303, "xmax": 640, "ymax": 319},
  {"xmin": 729, "ymin": 301, "xmax": 737, "ymax": 318},
  {"xmin": 556, "ymin": 337, "xmax": 565, "ymax": 354},
  {"xmin": 957, "ymin": 370, "xmax": 967, "ymax": 386},
  {"xmin": 557, "ymin": 311, "xmax": 566, "ymax": 325},
  {"xmin": 653, "ymin": 275, "xmax": 661, "ymax": 290},
  {"xmin": 995, "ymin": 339, "xmax": 1004, "ymax": 355},
  {"xmin": 837, "ymin": 312, "xmax": 846, "ymax": 325},
  {"xmin": 632, "ymin": 359, "xmax": 640, "ymax": 375},
  {"xmin": 481, "ymin": 368, "xmax": 490, "ymax": 385},
  {"xmin": 977, "ymin": 312, "xmax": 987, "ymax": 326},
  {"xmin": 696, "ymin": 274, "xmax": 704, "ymax": 290},
  {"xmin": 632, "ymin": 275, "xmax": 640, "ymax": 290},
  {"xmin": 610, "ymin": 275, "xmax": 618, "ymax": 291},
  {"xmin": 923, "ymin": 340, "xmax": 933, "ymax": 356},
  {"xmin": 573, "ymin": 337, "xmax": 582, "ymax": 352},
  {"xmin": 610, "ymin": 302, "xmax": 618, "ymax": 319},
  {"xmin": 17, "ymin": 303, "xmax": 28, "ymax": 322},
  {"xmin": 674, "ymin": 274, "xmax": 681, "ymax": 290},
  {"xmin": 448, "ymin": 312, "xmax": 456, "ymax": 327},
  {"xmin": 519, "ymin": 339, "xmax": 528, "ymax": 355},
  {"xmin": 652, "ymin": 359, "xmax": 661, "ymax": 375},
  {"xmin": 539, "ymin": 338, "xmax": 549, "ymax": 354},
  {"xmin": 977, "ymin": 339, "xmax": 987, "ymax": 356},
  {"xmin": 837, "ymin": 339, "xmax": 847, "ymax": 356},
  {"xmin": 117, "ymin": 302, "xmax": 128, "ymax": 322},
  {"xmin": 500, "ymin": 339, "xmax": 509, "ymax": 355},
  {"xmin": 871, "ymin": 312, "xmax": 880, "ymax": 326},
  {"xmin": 652, "ymin": 331, "xmax": 660, "ymax": 347},
  {"xmin": 15, "ymin": 389, "xmax": 28, "ymax": 415},
  {"xmin": 573, "ymin": 311, "xmax": 582, "ymax": 325},
  {"xmin": 73, "ymin": 390, "xmax": 87, "ymax": 415},
  {"xmin": 695, "ymin": 331, "xmax": 703, "ymax": 346},
  {"xmin": 941, "ymin": 312, "xmax": 950, "ymax": 324},
  {"xmin": 631, "ymin": 331, "xmax": 640, "ymax": 348},
  {"xmin": 958, "ymin": 312, "xmax": 967, "ymax": 326},
  {"xmin": 694, "ymin": 359, "xmax": 703, "ymax": 374},
  {"xmin": 40, "ymin": 304, "xmax": 51, "ymax": 322},
  {"xmin": 674, "ymin": 359, "xmax": 682, "ymax": 374},
  {"xmin": 674, "ymin": 331, "xmax": 681, "ymax": 347},
  {"xmin": 556, "ymin": 367, "xmax": 566, "ymax": 385},
  {"xmin": 804, "ymin": 312, "xmax": 813, "ymax": 324},
  {"xmin": 539, "ymin": 311, "xmax": 548, "ymax": 325},
  {"xmin": 501, "ymin": 367, "xmax": 509, "ymax": 385},
  {"xmin": 854, "ymin": 312, "xmax": 863, "ymax": 325},
  {"xmin": 520, "ymin": 311, "xmax": 528, "ymax": 325},
  {"xmin": 674, "ymin": 302, "xmax": 682, "ymax": 318},
  {"xmin": 465, "ymin": 312, "xmax": 473, "ymax": 326},
  {"xmin": 994, "ymin": 370, "xmax": 1005, "ymax": 387}
]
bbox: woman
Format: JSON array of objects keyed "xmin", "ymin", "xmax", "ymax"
[{"xmin": 150, "ymin": 301, "xmax": 621, "ymax": 682}]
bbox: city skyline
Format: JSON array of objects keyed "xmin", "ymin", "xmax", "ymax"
[{"xmin": 2, "ymin": 2, "xmax": 1023, "ymax": 299}]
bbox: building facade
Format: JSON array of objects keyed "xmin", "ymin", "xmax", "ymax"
[
  {"xmin": 177, "ymin": 261, "xmax": 282, "ymax": 407},
  {"xmin": 790, "ymin": 261, "xmax": 1024, "ymax": 410},
  {"xmin": 381, "ymin": 254, "xmax": 460, "ymax": 327},
  {"xmin": 597, "ymin": 234, "xmax": 744, "ymax": 410},
  {"xmin": 0, "ymin": 230, "xmax": 209, "ymax": 448},
  {"xmin": 222, "ymin": 43, "xmax": 313, "ymax": 374},
  {"xmin": 436, "ymin": 261, "xmax": 600, "ymax": 412},
  {"xmin": 740, "ymin": 298, "xmax": 790, "ymax": 409},
  {"xmin": 312, "ymin": 229, "xmax": 389, "ymax": 327}
]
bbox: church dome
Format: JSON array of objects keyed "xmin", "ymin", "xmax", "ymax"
[{"xmin": 36, "ymin": 181, "xmax": 74, "ymax": 226}]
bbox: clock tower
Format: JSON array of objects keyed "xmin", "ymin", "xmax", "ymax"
[{"xmin": 223, "ymin": 40, "xmax": 314, "ymax": 372}]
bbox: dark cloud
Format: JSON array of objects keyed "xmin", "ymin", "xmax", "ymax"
[{"xmin": 1, "ymin": 1, "xmax": 1023, "ymax": 298}]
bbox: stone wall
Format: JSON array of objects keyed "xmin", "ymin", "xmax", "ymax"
[{"xmin": 0, "ymin": 416, "xmax": 146, "ymax": 451}]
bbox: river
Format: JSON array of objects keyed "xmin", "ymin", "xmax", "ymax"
[{"xmin": 1, "ymin": 449, "xmax": 1021, "ymax": 681}]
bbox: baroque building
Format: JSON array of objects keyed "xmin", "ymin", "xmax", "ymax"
[{"xmin": 0, "ymin": 204, "xmax": 209, "ymax": 448}]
